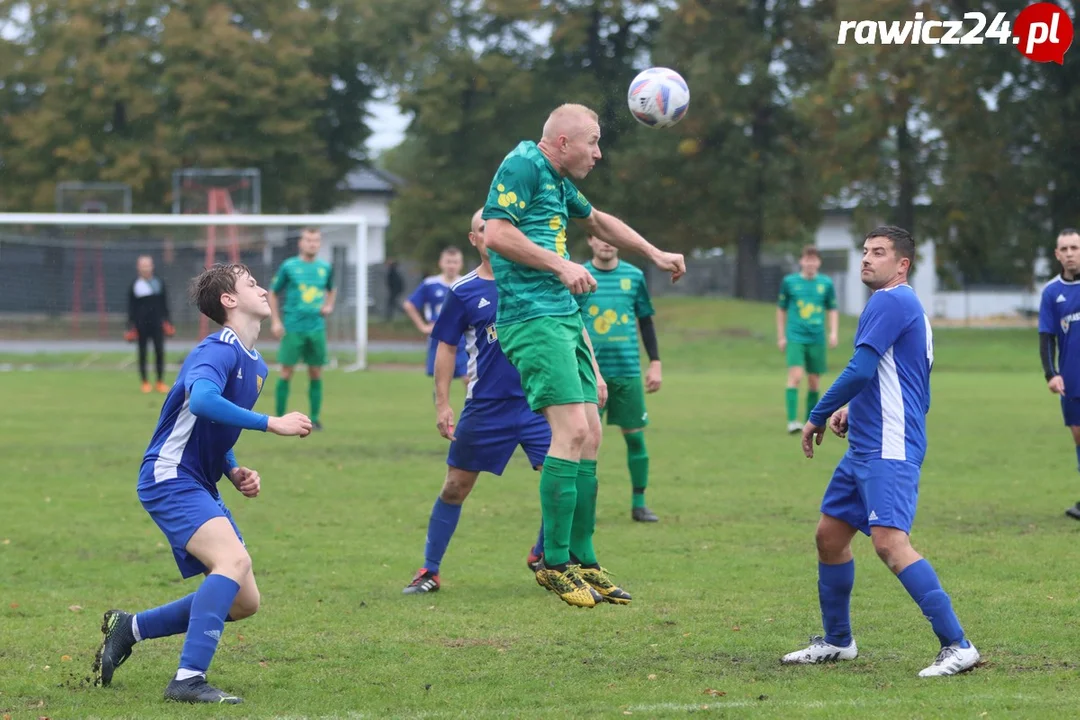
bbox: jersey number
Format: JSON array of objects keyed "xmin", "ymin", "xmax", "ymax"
[{"xmin": 923, "ymin": 313, "xmax": 934, "ymax": 369}]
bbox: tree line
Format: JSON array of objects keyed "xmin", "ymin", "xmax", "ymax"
[{"xmin": 1, "ymin": 0, "xmax": 1077, "ymax": 294}]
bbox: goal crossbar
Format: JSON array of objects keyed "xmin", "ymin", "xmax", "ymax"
[{"xmin": 0, "ymin": 213, "xmax": 372, "ymax": 370}]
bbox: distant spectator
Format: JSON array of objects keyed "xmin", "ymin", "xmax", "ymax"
[
  {"xmin": 386, "ymin": 258, "xmax": 404, "ymax": 321},
  {"xmin": 125, "ymin": 255, "xmax": 174, "ymax": 393}
]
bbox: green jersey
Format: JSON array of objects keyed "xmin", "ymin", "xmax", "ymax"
[
  {"xmin": 777, "ymin": 272, "xmax": 836, "ymax": 344},
  {"xmin": 582, "ymin": 260, "xmax": 655, "ymax": 378},
  {"xmin": 271, "ymin": 256, "xmax": 334, "ymax": 333},
  {"xmin": 482, "ymin": 140, "xmax": 594, "ymax": 326}
]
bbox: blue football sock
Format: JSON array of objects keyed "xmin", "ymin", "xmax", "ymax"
[
  {"xmin": 533, "ymin": 523, "xmax": 544, "ymax": 557},
  {"xmin": 136, "ymin": 593, "xmax": 195, "ymax": 640},
  {"xmin": 423, "ymin": 497, "xmax": 462, "ymax": 575},
  {"xmin": 818, "ymin": 560, "xmax": 855, "ymax": 647},
  {"xmin": 178, "ymin": 574, "xmax": 240, "ymax": 675},
  {"xmin": 897, "ymin": 559, "xmax": 968, "ymax": 647}
]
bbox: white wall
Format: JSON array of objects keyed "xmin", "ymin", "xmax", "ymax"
[{"xmin": 326, "ymin": 195, "xmax": 391, "ymax": 266}]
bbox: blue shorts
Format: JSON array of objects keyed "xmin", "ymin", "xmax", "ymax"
[
  {"xmin": 447, "ymin": 397, "xmax": 551, "ymax": 475},
  {"xmin": 137, "ymin": 476, "xmax": 243, "ymax": 579},
  {"xmin": 1062, "ymin": 397, "xmax": 1080, "ymax": 426},
  {"xmin": 426, "ymin": 338, "xmax": 468, "ymax": 378},
  {"xmin": 820, "ymin": 453, "xmax": 920, "ymax": 536}
]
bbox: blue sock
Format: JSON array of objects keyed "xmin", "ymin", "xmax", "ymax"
[
  {"xmin": 818, "ymin": 560, "xmax": 855, "ymax": 647},
  {"xmin": 136, "ymin": 593, "xmax": 195, "ymax": 640},
  {"xmin": 897, "ymin": 559, "xmax": 968, "ymax": 648},
  {"xmin": 533, "ymin": 523, "xmax": 544, "ymax": 557},
  {"xmin": 423, "ymin": 498, "xmax": 462, "ymax": 575},
  {"xmin": 178, "ymin": 574, "xmax": 240, "ymax": 675}
]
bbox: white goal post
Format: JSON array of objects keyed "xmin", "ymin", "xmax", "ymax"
[{"xmin": 0, "ymin": 213, "xmax": 375, "ymax": 369}]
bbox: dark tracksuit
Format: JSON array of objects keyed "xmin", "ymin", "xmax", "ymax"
[{"xmin": 128, "ymin": 276, "xmax": 170, "ymax": 382}]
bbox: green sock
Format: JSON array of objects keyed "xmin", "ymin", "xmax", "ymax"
[
  {"xmin": 539, "ymin": 456, "xmax": 580, "ymax": 567},
  {"xmin": 785, "ymin": 387, "xmax": 798, "ymax": 422},
  {"xmin": 624, "ymin": 431, "xmax": 648, "ymax": 509},
  {"xmin": 310, "ymin": 378, "xmax": 323, "ymax": 423},
  {"xmin": 569, "ymin": 459, "xmax": 599, "ymax": 567},
  {"xmin": 806, "ymin": 390, "xmax": 820, "ymax": 422},
  {"xmin": 276, "ymin": 377, "xmax": 290, "ymax": 416}
]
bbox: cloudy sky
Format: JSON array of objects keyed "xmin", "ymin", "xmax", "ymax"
[{"xmin": 366, "ymin": 100, "xmax": 410, "ymax": 155}]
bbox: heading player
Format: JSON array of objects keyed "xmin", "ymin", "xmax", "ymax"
[
  {"xmin": 403, "ymin": 246, "xmax": 470, "ymax": 388},
  {"xmin": 787, "ymin": 226, "xmax": 979, "ymax": 677},
  {"xmin": 1038, "ymin": 228, "xmax": 1080, "ymax": 519},
  {"xmin": 269, "ymin": 227, "xmax": 336, "ymax": 430},
  {"xmin": 777, "ymin": 246, "xmax": 838, "ymax": 433},
  {"xmin": 94, "ymin": 263, "xmax": 312, "ymax": 704},
  {"xmin": 482, "ymin": 103, "xmax": 684, "ymax": 607}
]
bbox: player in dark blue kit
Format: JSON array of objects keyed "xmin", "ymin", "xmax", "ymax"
[
  {"xmin": 785, "ymin": 226, "xmax": 980, "ymax": 677},
  {"xmin": 93, "ymin": 263, "xmax": 312, "ymax": 704},
  {"xmin": 403, "ymin": 245, "xmax": 470, "ymax": 386},
  {"xmin": 402, "ymin": 210, "xmax": 554, "ymax": 593},
  {"xmin": 1037, "ymin": 229, "xmax": 1080, "ymax": 519}
]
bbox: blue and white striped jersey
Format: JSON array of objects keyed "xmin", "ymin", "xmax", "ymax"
[{"xmin": 138, "ymin": 328, "xmax": 268, "ymax": 493}]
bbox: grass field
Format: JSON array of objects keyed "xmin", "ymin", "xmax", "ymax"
[{"xmin": 2, "ymin": 297, "xmax": 1078, "ymax": 719}]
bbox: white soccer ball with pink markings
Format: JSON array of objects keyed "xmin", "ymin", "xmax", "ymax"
[{"xmin": 627, "ymin": 67, "xmax": 690, "ymax": 129}]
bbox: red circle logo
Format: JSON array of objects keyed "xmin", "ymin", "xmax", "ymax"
[{"xmin": 1014, "ymin": 3, "xmax": 1074, "ymax": 64}]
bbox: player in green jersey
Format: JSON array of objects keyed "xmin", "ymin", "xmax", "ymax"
[
  {"xmin": 582, "ymin": 235, "xmax": 661, "ymax": 521},
  {"xmin": 776, "ymin": 245, "xmax": 838, "ymax": 433},
  {"xmin": 483, "ymin": 103, "xmax": 685, "ymax": 608},
  {"xmin": 269, "ymin": 228, "xmax": 336, "ymax": 431}
]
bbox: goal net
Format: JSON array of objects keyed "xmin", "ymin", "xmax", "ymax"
[{"xmin": 0, "ymin": 214, "xmax": 378, "ymax": 369}]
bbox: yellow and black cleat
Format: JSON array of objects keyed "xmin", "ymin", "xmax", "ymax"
[
  {"xmin": 576, "ymin": 565, "xmax": 632, "ymax": 605},
  {"xmin": 534, "ymin": 562, "xmax": 597, "ymax": 608}
]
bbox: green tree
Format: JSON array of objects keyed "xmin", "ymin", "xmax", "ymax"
[{"xmin": 0, "ymin": 0, "xmax": 377, "ymax": 212}]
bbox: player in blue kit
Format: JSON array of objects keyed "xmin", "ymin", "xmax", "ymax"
[
  {"xmin": 785, "ymin": 226, "xmax": 980, "ymax": 677},
  {"xmin": 403, "ymin": 246, "xmax": 470, "ymax": 386},
  {"xmin": 1037, "ymin": 229, "xmax": 1080, "ymax": 520},
  {"xmin": 402, "ymin": 210, "xmax": 555, "ymax": 594},
  {"xmin": 93, "ymin": 263, "xmax": 312, "ymax": 704}
]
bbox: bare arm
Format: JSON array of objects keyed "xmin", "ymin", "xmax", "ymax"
[
  {"xmin": 485, "ymin": 218, "xmax": 568, "ymax": 273},
  {"xmin": 581, "ymin": 327, "xmax": 607, "ymax": 409},
  {"xmin": 575, "ymin": 209, "xmax": 685, "ymax": 281},
  {"xmin": 434, "ymin": 342, "xmax": 456, "ymax": 408},
  {"xmin": 402, "ymin": 300, "xmax": 431, "ymax": 334},
  {"xmin": 776, "ymin": 308, "xmax": 787, "ymax": 348},
  {"xmin": 828, "ymin": 309, "xmax": 839, "ymax": 345},
  {"xmin": 575, "ymin": 209, "xmax": 658, "ymax": 260},
  {"xmin": 322, "ymin": 289, "xmax": 337, "ymax": 315}
]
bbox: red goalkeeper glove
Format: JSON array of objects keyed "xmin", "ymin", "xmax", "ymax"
[
  {"xmin": 163, "ymin": 321, "xmax": 176, "ymax": 337},
  {"xmin": 124, "ymin": 328, "xmax": 137, "ymax": 342}
]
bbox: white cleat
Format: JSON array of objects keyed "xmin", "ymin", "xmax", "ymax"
[
  {"xmin": 918, "ymin": 642, "xmax": 980, "ymax": 677},
  {"xmin": 781, "ymin": 635, "xmax": 858, "ymax": 664},
  {"xmin": 787, "ymin": 421, "xmax": 802, "ymax": 434}
]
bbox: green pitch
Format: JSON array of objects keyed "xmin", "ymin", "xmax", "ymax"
[{"xmin": 1, "ymin": 299, "xmax": 1075, "ymax": 718}]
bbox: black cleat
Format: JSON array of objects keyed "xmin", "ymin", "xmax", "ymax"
[
  {"xmin": 164, "ymin": 675, "xmax": 243, "ymax": 704},
  {"xmin": 527, "ymin": 549, "xmax": 543, "ymax": 573},
  {"xmin": 632, "ymin": 506, "xmax": 659, "ymax": 522},
  {"xmin": 93, "ymin": 609, "xmax": 136, "ymax": 687},
  {"xmin": 313, "ymin": 421, "xmax": 324, "ymax": 431},
  {"xmin": 402, "ymin": 568, "xmax": 440, "ymax": 594},
  {"xmin": 1066, "ymin": 503, "xmax": 1080, "ymax": 520}
]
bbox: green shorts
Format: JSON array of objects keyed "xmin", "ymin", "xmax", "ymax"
[
  {"xmin": 786, "ymin": 341, "xmax": 827, "ymax": 375},
  {"xmin": 498, "ymin": 314, "xmax": 598, "ymax": 412},
  {"xmin": 278, "ymin": 329, "xmax": 328, "ymax": 367},
  {"xmin": 600, "ymin": 376, "xmax": 649, "ymax": 429}
]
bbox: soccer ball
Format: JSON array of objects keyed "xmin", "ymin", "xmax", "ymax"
[{"xmin": 627, "ymin": 67, "xmax": 690, "ymax": 128}]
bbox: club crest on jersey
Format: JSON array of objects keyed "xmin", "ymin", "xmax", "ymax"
[
  {"xmin": 620, "ymin": 278, "xmax": 632, "ymax": 291},
  {"xmin": 1062, "ymin": 311, "xmax": 1080, "ymax": 333},
  {"xmin": 256, "ymin": 375, "xmax": 264, "ymax": 392},
  {"xmin": 485, "ymin": 324, "xmax": 498, "ymax": 344}
]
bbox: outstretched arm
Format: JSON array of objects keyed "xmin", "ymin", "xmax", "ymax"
[
  {"xmin": 189, "ymin": 379, "xmax": 270, "ymax": 431},
  {"xmin": 484, "ymin": 219, "xmax": 568, "ymax": 274},
  {"xmin": 574, "ymin": 210, "xmax": 685, "ymax": 282}
]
